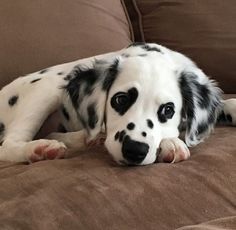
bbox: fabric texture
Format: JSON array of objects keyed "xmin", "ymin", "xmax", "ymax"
[
  {"xmin": 0, "ymin": 125, "xmax": 235, "ymax": 230},
  {"xmin": 0, "ymin": 0, "xmax": 132, "ymax": 88},
  {"xmin": 176, "ymin": 216, "xmax": 236, "ymax": 230},
  {"xmin": 0, "ymin": 1, "xmax": 235, "ymax": 229},
  {"xmin": 123, "ymin": 0, "xmax": 236, "ymax": 93}
]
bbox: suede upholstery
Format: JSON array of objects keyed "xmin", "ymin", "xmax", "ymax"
[
  {"xmin": 124, "ymin": 0, "xmax": 236, "ymax": 93},
  {"xmin": 0, "ymin": 1, "xmax": 235, "ymax": 229},
  {"xmin": 0, "ymin": 0, "xmax": 131, "ymax": 87}
]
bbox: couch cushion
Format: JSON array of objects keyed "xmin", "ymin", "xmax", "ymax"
[
  {"xmin": 124, "ymin": 0, "xmax": 236, "ymax": 93},
  {"xmin": 0, "ymin": 0, "xmax": 132, "ymax": 88},
  {"xmin": 0, "ymin": 121, "xmax": 235, "ymax": 229},
  {"xmin": 177, "ymin": 216, "xmax": 236, "ymax": 230}
]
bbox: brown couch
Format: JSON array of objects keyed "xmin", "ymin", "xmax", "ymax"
[{"xmin": 0, "ymin": 1, "xmax": 235, "ymax": 229}]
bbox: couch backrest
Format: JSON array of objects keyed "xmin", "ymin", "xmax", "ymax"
[
  {"xmin": 124, "ymin": 0, "xmax": 236, "ymax": 93},
  {"xmin": 0, "ymin": 0, "xmax": 132, "ymax": 88}
]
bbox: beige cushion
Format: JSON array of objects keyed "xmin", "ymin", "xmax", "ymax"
[
  {"xmin": 0, "ymin": 0, "xmax": 132, "ymax": 87},
  {"xmin": 124, "ymin": 0, "xmax": 236, "ymax": 93},
  {"xmin": 0, "ymin": 124, "xmax": 236, "ymax": 229}
]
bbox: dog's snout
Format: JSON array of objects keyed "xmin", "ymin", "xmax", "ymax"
[{"xmin": 122, "ymin": 136, "xmax": 149, "ymax": 164}]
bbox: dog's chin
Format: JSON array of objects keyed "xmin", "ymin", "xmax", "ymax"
[
  {"xmin": 108, "ymin": 152, "xmax": 146, "ymax": 166},
  {"xmin": 117, "ymin": 155, "xmax": 158, "ymax": 166},
  {"xmin": 118, "ymin": 160, "xmax": 157, "ymax": 166}
]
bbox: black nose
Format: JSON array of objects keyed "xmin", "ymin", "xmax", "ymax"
[{"xmin": 122, "ymin": 136, "xmax": 149, "ymax": 164}]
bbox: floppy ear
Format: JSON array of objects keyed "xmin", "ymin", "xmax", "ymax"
[
  {"xmin": 64, "ymin": 58, "xmax": 120, "ymax": 140},
  {"xmin": 179, "ymin": 68, "xmax": 222, "ymax": 147}
]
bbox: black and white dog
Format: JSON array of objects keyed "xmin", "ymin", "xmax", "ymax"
[{"xmin": 0, "ymin": 43, "xmax": 235, "ymax": 165}]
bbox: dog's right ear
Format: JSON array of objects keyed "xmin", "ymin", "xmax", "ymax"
[{"xmin": 64, "ymin": 57, "xmax": 120, "ymax": 141}]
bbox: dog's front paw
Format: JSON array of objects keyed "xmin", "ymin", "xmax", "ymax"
[
  {"xmin": 158, "ymin": 138, "xmax": 190, "ymax": 163},
  {"xmin": 27, "ymin": 140, "xmax": 67, "ymax": 163},
  {"xmin": 86, "ymin": 132, "xmax": 106, "ymax": 148}
]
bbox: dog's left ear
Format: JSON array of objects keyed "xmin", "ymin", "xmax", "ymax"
[
  {"xmin": 178, "ymin": 68, "xmax": 222, "ymax": 147},
  {"xmin": 64, "ymin": 58, "xmax": 120, "ymax": 141}
]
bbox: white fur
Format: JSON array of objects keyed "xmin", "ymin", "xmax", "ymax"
[{"xmin": 105, "ymin": 53, "xmax": 182, "ymax": 165}]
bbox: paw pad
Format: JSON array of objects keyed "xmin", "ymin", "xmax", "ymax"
[{"xmin": 28, "ymin": 140, "xmax": 67, "ymax": 163}]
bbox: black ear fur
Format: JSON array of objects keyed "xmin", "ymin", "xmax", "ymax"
[
  {"xmin": 64, "ymin": 58, "xmax": 120, "ymax": 139},
  {"xmin": 101, "ymin": 58, "xmax": 119, "ymax": 91},
  {"xmin": 65, "ymin": 66, "xmax": 99, "ymax": 108},
  {"xmin": 179, "ymin": 70, "xmax": 222, "ymax": 146}
]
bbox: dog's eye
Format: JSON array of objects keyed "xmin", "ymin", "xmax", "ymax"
[
  {"xmin": 114, "ymin": 93, "xmax": 129, "ymax": 106},
  {"xmin": 163, "ymin": 103, "xmax": 175, "ymax": 118},
  {"xmin": 111, "ymin": 88, "xmax": 138, "ymax": 115},
  {"xmin": 157, "ymin": 102, "xmax": 175, "ymax": 123}
]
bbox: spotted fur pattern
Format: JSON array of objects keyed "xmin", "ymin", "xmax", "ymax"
[{"xmin": 0, "ymin": 42, "xmax": 235, "ymax": 165}]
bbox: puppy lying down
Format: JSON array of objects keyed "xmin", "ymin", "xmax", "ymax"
[{"xmin": 0, "ymin": 43, "xmax": 235, "ymax": 165}]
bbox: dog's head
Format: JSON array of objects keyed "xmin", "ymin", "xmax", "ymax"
[
  {"xmin": 66, "ymin": 44, "xmax": 222, "ymax": 165},
  {"xmin": 104, "ymin": 52, "xmax": 183, "ymax": 165}
]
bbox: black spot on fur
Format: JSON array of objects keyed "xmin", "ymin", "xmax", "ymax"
[
  {"xmin": 30, "ymin": 78, "xmax": 41, "ymax": 83},
  {"xmin": 77, "ymin": 113, "xmax": 87, "ymax": 130},
  {"xmin": 142, "ymin": 132, "xmax": 147, "ymax": 137},
  {"xmin": 217, "ymin": 111, "xmax": 227, "ymax": 123},
  {"xmin": 62, "ymin": 106, "xmax": 70, "ymax": 121},
  {"xmin": 138, "ymin": 54, "xmax": 148, "ymax": 57},
  {"xmin": 0, "ymin": 122, "xmax": 5, "ymax": 134},
  {"xmin": 189, "ymin": 134, "xmax": 195, "ymax": 142},
  {"xmin": 196, "ymin": 123, "xmax": 208, "ymax": 135},
  {"xmin": 179, "ymin": 71, "xmax": 222, "ymax": 144},
  {"xmin": 143, "ymin": 45, "xmax": 161, "ymax": 53},
  {"xmin": 128, "ymin": 42, "xmax": 146, "ymax": 47},
  {"xmin": 57, "ymin": 124, "xmax": 67, "ymax": 133},
  {"xmin": 127, "ymin": 122, "xmax": 135, "ymax": 130},
  {"xmin": 115, "ymin": 131, "xmax": 120, "ymax": 141},
  {"xmin": 208, "ymin": 112, "xmax": 216, "ymax": 124},
  {"xmin": 179, "ymin": 73, "xmax": 195, "ymax": 127},
  {"xmin": 122, "ymin": 53, "xmax": 130, "ymax": 58},
  {"xmin": 226, "ymin": 114, "xmax": 233, "ymax": 123},
  {"xmin": 128, "ymin": 42, "xmax": 162, "ymax": 53},
  {"xmin": 8, "ymin": 95, "xmax": 18, "ymax": 106},
  {"xmin": 87, "ymin": 103, "xmax": 98, "ymax": 129},
  {"xmin": 57, "ymin": 72, "xmax": 64, "ymax": 75},
  {"xmin": 119, "ymin": 130, "xmax": 126, "ymax": 142},
  {"xmin": 178, "ymin": 120, "xmax": 186, "ymax": 132},
  {"xmin": 102, "ymin": 59, "xmax": 119, "ymax": 91},
  {"xmin": 65, "ymin": 66, "xmax": 99, "ymax": 108},
  {"xmin": 194, "ymin": 82, "xmax": 210, "ymax": 109},
  {"xmin": 147, "ymin": 119, "xmax": 154, "ymax": 129},
  {"xmin": 39, "ymin": 68, "xmax": 49, "ymax": 74},
  {"xmin": 111, "ymin": 87, "xmax": 138, "ymax": 115},
  {"xmin": 64, "ymin": 75, "xmax": 72, "ymax": 81}
]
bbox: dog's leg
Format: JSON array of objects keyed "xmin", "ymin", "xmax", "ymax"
[
  {"xmin": 0, "ymin": 125, "xmax": 68, "ymax": 163},
  {"xmin": 0, "ymin": 139, "xmax": 67, "ymax": 162},
  {"xmin": 0, "ymin": 87, "xmax": 68, "ymax": 162},
  {"xmin": 46, "ymin": 131, "xmax": 106, "ymax": 154},
  {"xmin": 158, "ymin": 138, "xmax": 190, "ymax": 163}
]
